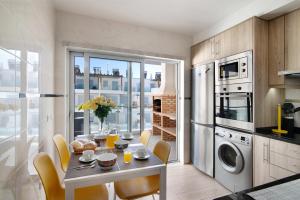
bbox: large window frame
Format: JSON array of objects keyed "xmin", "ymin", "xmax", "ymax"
[
  {"xmin": 69, "ymin": 51, "xmax": 181, "ymax": 162},
  {"xmin": 69, "ymin": 52, "xmax": 145, "ymax": 138}
]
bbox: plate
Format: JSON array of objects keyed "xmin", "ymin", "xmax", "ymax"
[
  {"xmin": 133, "ymin": 153, "xmax": 150, "ymax": 160},
  {"xmin": 121, "ymin": 136, "xmax": 134, "ymax": 140},
  {"xmin": 79, "ymin": 155, "xmax": 96, "ymax": 163}
]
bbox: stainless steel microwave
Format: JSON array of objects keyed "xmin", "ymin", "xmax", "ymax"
[{"xmin": 215, "ymin": 51, "xmax": 253, "ymax": 86}]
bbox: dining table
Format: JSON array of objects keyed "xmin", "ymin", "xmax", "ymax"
[{"xmin": 64, "ymin": 139, "xmax": 167, "ymax": 200}]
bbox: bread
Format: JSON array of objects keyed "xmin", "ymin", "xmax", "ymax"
[
  {"xmin": 83, "ymin": 141, "xmax": 97, "ymax": 149},
  {"xmin": 71, "ymin": 140, "xmax": 83, "ymax": 149}
]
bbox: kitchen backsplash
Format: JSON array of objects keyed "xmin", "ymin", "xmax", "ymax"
[{"xmin": 285, "ymin": 89, "xmax": 300, "ymax": 127}]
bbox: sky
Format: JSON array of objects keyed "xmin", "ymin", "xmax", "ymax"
[{"xmin": 75, "ymin": 57, "xmax": 162, "ymax": 79}]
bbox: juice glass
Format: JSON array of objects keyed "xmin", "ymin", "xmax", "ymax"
[
  {"xmin": 123, "ymin": 151, "xmax": 132, "ymax": 164},
  {"xmin": 106, "ymin": 134, "xmax": 120, "ymax": 148}
]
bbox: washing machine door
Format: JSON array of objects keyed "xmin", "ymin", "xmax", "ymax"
[{"xmin": 217, "ymin": 141, "xmax": 244, "ymax": 174}]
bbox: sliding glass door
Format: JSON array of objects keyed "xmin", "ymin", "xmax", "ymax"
[{"xmin": 70, "ymin": 53, "xmax": 143, "ymax": 138}]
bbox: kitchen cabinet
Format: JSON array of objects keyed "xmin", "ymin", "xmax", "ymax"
[
  {"xmin": 253, "ymin": 135, "xmax": 275, "ymax": 186},
  {"xmin": 192, "ymin": 18, "xmax": 253, "ymax": 65},
  {"xmin": 215, "ymin": 18, "xmax": 253, "ymax": 58},
  {"xmin": 191, "ymin": 38, "xmax": 215, "ymax": 66},
  {"xmin": 268, "ymin": 9, "xmax": 300, "ymax": 87},
  {"xmin": 285, "ymin": 9, "xmax": 300, "ymax": 71},
  {"xmin": 268, "ymin": 16, "xmax": 285, "ymax": 86},
  {"xmin": 254, "ymin": 135, "xmax": 300, "ymax": 186}
]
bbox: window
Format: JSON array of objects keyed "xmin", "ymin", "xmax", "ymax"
[
  {"xmin": 112, "ymin": 81, "xmax": 119, "ymax": 90},
  {"xmin": 102, "ymin": 80, "xmax": 109, "ymax": 90}
]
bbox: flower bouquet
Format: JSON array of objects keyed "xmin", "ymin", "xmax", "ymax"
[{"xmin": 78, "ymin": 96, "xmax": 117, "ymax": 131}]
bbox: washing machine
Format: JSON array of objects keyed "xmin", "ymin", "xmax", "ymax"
[{"xmin": 215, "ymin": 126, "xmax": 253, "ymax": 192}]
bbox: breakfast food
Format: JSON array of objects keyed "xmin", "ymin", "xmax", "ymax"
[{"xmin": 71, "ymin": 139, "xmax": 96, "ymax": 154}]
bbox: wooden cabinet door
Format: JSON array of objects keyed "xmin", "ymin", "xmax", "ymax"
[
  {"xmin": 253, "ymin": 135, "xmax": 275, "ymax": 186},
  {"xmin": 269, "ymin": 16, "xmax": 285, "ymax": 86},
  {"xmin": 216, "ymin": 18, "xmax": 253, "ymax": 58},
  {"xmin": 285, "ymin": 9, "xmax": 300, "ymax": 71},
  {"xmin": 191, "ymin": 38, "xmax": 214, "ymax": 66}
]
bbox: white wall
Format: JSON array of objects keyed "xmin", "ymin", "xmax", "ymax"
[
  {"xmin": 0, "ymin": 0, "xmax": 55, "ymax": 199},
  {"xmin": 54, "ymin": 11, "xmax": 193, "ymax": 163}
]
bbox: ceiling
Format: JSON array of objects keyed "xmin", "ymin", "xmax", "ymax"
[{"xmin": 53, "ymin": 0, "xmax": 255, "ymax": 36}]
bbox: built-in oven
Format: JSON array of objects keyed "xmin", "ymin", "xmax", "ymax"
[
  {"xmin": 215, "ymin": 51, "xmax": 252, "ymax": 86},
  {"xmin": 215, "ymin": 83, "xmax": 254, "ymax": 132}
]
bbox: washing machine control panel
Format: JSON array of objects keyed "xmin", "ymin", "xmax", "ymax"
[{"xmin": 215, "ymin": 126, "xmax": 252, "ymax": 146}]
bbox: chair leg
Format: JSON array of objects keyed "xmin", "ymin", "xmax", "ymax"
[
  {"xmin": 114, "ymin": 191, "xmax": 117, "ymax": 200},
  {"xmin": 152, "ymin": 194, "xmax": 155, "ymax": 200}
]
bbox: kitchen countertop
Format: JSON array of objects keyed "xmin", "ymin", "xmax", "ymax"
[
  {"xmin": 254, "ymin": 127, "xmax": 300, "ymax": 145},
  {"xmin": 214, "ymin": 174, "xmax": 300, "ymax": 200}
]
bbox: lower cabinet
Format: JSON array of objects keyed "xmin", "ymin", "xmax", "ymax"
[
  {"xmin": 253, "ymin": 135, "xmax": 275, "ymax": 186},
  {"xmin": 254, "ymin": 135, "xmax": 300, "ymax": 186}
]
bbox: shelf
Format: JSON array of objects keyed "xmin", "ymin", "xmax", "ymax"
[
  {"xmin": 162, "ymin": 127, "xmax": 176, "ymax": 136},
  {"xmin": 152, "ymin": 123, "xmax": 162, "ymax": 129},
  {"xmin": 152, "ymin": 124, "xmax": 176, "ymax": 137},
  {"xmin": 153, "ymin": 111, "xmax": 176, "ymax": 120}
]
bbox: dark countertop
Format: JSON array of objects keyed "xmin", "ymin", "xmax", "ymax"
[
  {"xmin": 254, "ymin": 127, "xmax": 300, "ymax": 145},
  {"xmin": 214, "ymin": 174, "xmax": 300, "ymax": 200}
]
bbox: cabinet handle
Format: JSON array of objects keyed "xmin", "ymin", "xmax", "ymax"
[{"xmin": 263, "ymin": 143, "xmax": 269, "ymax": 162}]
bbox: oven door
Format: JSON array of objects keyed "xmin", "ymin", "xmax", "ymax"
[{"xmin": 215, "ymin": 92, "xmax": 254, "ymax": 131}]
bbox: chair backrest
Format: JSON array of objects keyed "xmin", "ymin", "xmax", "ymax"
[
  {"xmin": 33, "ymin": 153, "xmax": 64, "ymax": 200},
  {"xmin": 140, "ymin": 131, "xmax": 151, "ymax": 146},
  {"xmin": 53, "ymin": 134, "xmax": 70, "ymax": 172},
  {"xmin": 153, "ymin": 141, "xmax": 171, "ymax": 164}
]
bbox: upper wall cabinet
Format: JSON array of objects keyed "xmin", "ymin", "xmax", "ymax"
[
  {"xmin": 191, "ymin": 18, "xmax": 253, "ymax": 66},
  {"xmin": 268, "ymin": 9, "xmax": 300, "ymax": 87},
  {"xmin": 285, "ymin": 9, "xmax": 300, "ymax": 71},
  {"xmin": 268, "ymin": 16, "xmax": 285, "ymax": 86},
  {"xmin": 191, "ymin": 38, "xmax": 215, "ymax": 66},
  {"xmin": 215, "ymin": 18, "xmax": 253, "ymax": 58}
]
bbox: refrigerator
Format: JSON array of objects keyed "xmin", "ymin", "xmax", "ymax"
[{"xmin": 191, "ymin": 62, "xmax": 214, "ymax": 177}]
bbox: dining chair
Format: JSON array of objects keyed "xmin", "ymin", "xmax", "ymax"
[
  {"xmin": 33, "ymin": 152, "xmax": 109, "ymax": 200},
  {"xmin": 114, "ymin": 140, "xmax": 171, "ymax": 200},
  {"xmin": 139, "ymin": 130, "xmax": 151, "ymax": 146},
  {"xmin": 53, "ymin": 134, "xmax": 70, "ymax": 173}
]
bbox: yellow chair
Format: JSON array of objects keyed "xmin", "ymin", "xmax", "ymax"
[
  {"xmin": 139, "ymin": 130, "xmax": 151, "ymax": 146},
  {"xmin": 53, "ymin": 134, "xmax": 70, "ymax": 173},
  {"xmin": 33, "ymin": 153, "xmax": 108, "ymax": 200},
  {"xmin": 114, "ymin": 141, "xmax": 171, "ymax": 200}
]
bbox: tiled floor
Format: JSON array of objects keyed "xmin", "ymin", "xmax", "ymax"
[{"xmin": 110, "ymin": 163, "xmax": 230, "ymax": 200}]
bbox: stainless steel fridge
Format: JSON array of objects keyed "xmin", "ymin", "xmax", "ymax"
[{"xmin": 191, "ymin": 62, "xmax": 214, "ymax": 177}]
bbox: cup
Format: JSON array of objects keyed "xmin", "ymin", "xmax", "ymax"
[
  {"xmin": 136, "ymin": 147, "xmax": 147, "ymax": 158},
  {"xmin": 123, "ymin": 132, "xmax": 132, "ymax": 139},
  {"xmin": 123, "ymin": 151, "xmax": 132, "ymax": 163},
  {"xmin": 82, "ymin": 150, "xmax": 94, "ymax": 160}
]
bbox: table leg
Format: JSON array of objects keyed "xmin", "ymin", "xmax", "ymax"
[
  {"xmin": 65, "ymin": 183, "xmax": 75, "ymax": 200},
  {"xmin": 159, "ymin": 165, "xmax": 167, "ymax": 200}
]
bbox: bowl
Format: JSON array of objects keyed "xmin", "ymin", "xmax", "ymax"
[
  {"xmin": 93, "ymin": 134, "xmax": 107, "ymax": 146},
  {"xmin": 96, "ymin": 153, "xmax": 117, "ymax": 167},
  {"xmin": 114, "ymin": 140, "xmax": 129, "ymax": 150}
]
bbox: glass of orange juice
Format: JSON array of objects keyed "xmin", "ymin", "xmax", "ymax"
[
  {"xmin": 106, "ymin": 134, "xmax": 120, "ymax": 148},
  {"xmin": 123, "ymin": 150, "xmax": 132, "ymax": 164}
]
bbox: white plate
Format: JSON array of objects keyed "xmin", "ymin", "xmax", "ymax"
[
  {"xmin": 79, "ymin": 155, "xmax": 96, "ymax": 163},
  {"xmin": 121, "ymin": 136, "xmax": 134, "ymax": 140},
  {"xmin": 133, "ymin": 153, "xmax": 150, "ymax": 160}
]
